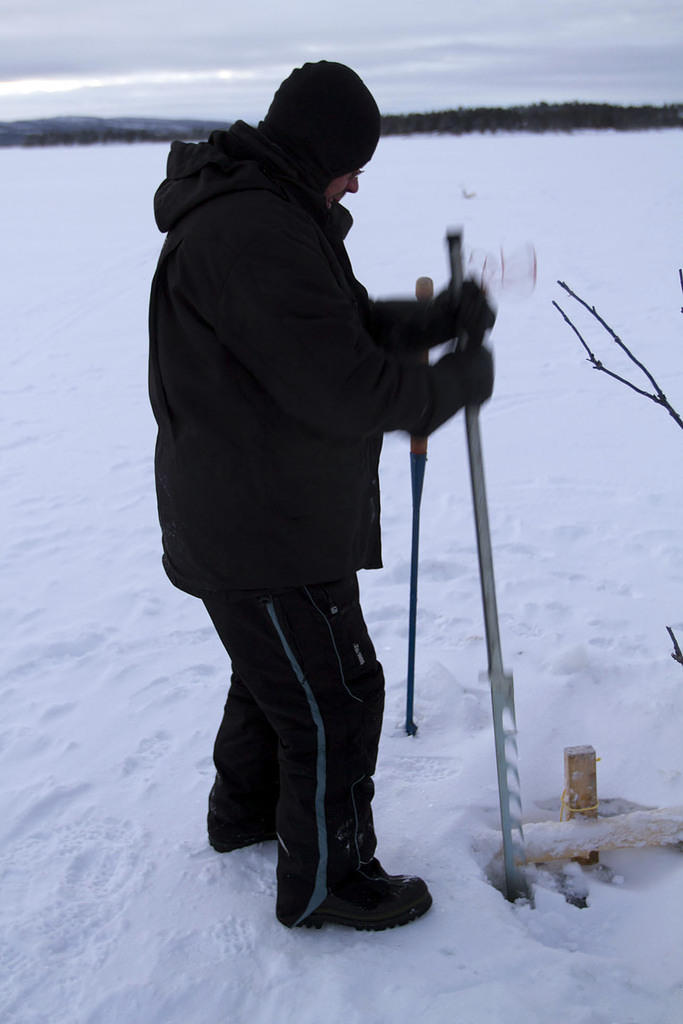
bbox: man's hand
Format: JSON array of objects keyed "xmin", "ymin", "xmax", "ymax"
[
  {"xmin": 450, "ymin": 344, "xmax": 494, "ymax": 406},
  {"xmin": 452, "ymin": 280, "xmax": 496, "ymax": 348},
  {"xmin": 415, "ymin": 345, "xmax": 495, "ymax": 436},
  {"xmin": 429, "ymin": 279, "xmax": 496, "ymax": 349}
]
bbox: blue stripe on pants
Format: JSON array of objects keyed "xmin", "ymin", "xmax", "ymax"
[{"xmin": 265, "ymin": 599, "xmax": 328, "ymax": 924}]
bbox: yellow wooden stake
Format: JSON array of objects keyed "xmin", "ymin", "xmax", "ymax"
[{"xmin": 563, "ymin": 745, "xmax": 599, "ymax": 864}]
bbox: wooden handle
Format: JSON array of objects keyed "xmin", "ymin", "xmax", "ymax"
[
  {"xmin": 415, "ymin": 276, "xmax": 434, "ymax": 303},
  {"xmin": 410, "ymin": 276, "xmax": 433, "ymax": 454}
]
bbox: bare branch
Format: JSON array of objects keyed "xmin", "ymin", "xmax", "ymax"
[
  {"xmin": 554, "ymin": 282, "xmax": 683, "ymax": 432},
  {"xmin": 552, "ymin": 300, "xmax": 655, "ymax": 400},
  {"xmin": 667, "ymin": 627, "xmax": 683, "ymax": 668}
]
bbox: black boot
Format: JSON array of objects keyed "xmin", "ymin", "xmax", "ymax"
[
  {"xmin": 208, "ymin": 825, "xmax": 277, "ymax": 853},
  {"xmin": 207, "ymin": 779, "xmax": 277, "ymax": 852},
  {"xmin": 297, "ymin": 858, "xmax": 432, "ymax": 931}
]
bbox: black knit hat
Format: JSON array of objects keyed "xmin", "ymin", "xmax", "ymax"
[{"xmin": 260, "ymin": 61, "xmax": 381, "ymax": 191}]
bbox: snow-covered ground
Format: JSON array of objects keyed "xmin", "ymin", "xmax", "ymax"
[{"xmin": 1, "ymin": 129, "xmax": 682, "ymax": 1024}]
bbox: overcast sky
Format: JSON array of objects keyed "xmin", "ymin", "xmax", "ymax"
[{"xmin": 1, "ymin": 0, "xmax": 681, "ymax": 122}]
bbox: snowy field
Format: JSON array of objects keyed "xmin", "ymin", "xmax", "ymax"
[{"xmin": 1, "ymin": 128, "xmax": 682, "ymax": 1023}]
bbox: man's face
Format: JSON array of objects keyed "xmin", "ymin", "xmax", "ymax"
[{"xmin": 324, "ymin": 169, "xmax": 363, "ymax": 208}]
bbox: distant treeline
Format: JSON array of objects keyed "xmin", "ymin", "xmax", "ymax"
[
  {"xmin": 0, "ymin": 116, "xmax": 227, "ymax": 148},
  {"xmin": 381, "ymin": 102, "xmax": 682, "ymax": 135},
  {"xmin": 0, "ymin": 103, "xmax": 680, "ymax": 148}
]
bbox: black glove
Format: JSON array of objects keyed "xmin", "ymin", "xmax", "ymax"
[
  {"xmin": 416, "ymin": 346, "xmax": 494, "ymax": 435},
  {"xmin": 370, "ymin": 280, "xmax": 495, "ymax": 352},
  {"xmin": 427, "ymin": 280, "xmax": 496, "ymax": 348},
  {"xmin": 449, "ymin": 345, "xmax": 495, "ymax": 405},
  {"xmin": 451, "ymin": 280, "xmax": 496, "ymax": 349}
]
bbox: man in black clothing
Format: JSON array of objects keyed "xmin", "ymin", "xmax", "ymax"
[{"xmin": 149, "ymin": 61, "xmax": 495, "ymax": 930}]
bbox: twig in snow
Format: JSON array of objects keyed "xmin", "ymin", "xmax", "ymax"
[
  {"xmin": 667, "ymin": 627, "xmax": 683, "ymax": 669},
  {"xmin": 552, "ymin": 281, "xmax": 683, "ymax": 432}
]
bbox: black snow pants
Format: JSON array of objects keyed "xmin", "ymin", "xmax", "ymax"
[{"xmin": 202, "ymin": 574, "xmax": 385, "ymax": 927}]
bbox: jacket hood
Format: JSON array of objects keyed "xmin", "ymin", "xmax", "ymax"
[
  {"xmin": 153, "ymin": 120, "xmax": 353, "ymax": 238},
  {"xmin": 153, "ymin": 123, "xmax": 273, "ymax": 233}
]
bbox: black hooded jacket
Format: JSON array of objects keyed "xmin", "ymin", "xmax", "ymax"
[{"xmin": 149, "ymin": 122, "xmax": 462, "ymax": 594}]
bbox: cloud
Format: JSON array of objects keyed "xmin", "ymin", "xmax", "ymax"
[{"xmin": 0, "ymin": 0, "xmax": 681, "ymax": 120}]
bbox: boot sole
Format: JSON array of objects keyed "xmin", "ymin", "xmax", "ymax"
[
  {"xmin": 208, "ymin": 832, "xmax": 277, "ymax": 853},
  {"xmin": 298, "ymin": 891, "xmax": 432, "ymax": 931}
]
